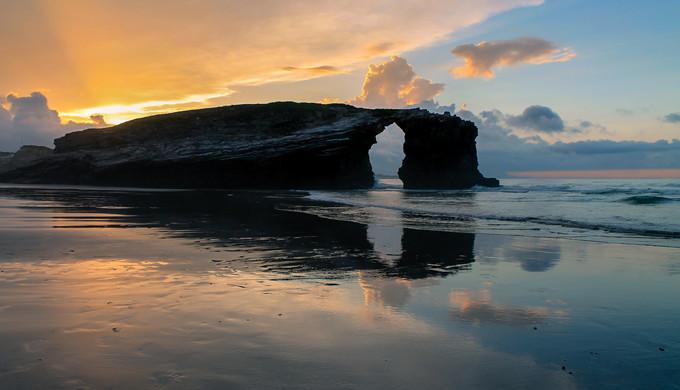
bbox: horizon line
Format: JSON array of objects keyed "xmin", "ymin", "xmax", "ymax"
[{"xmin": 508, "ymin": 169, "xmax": 680, "ymax": 179}]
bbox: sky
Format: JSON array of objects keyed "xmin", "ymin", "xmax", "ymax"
[{"xmin": 1, "ymin": 0, "xmax": 679, "ymax": 177}]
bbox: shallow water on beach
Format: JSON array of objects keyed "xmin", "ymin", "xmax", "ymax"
[{"xmin": 0, "ymin": 184, "xmax": 679, "ymax": 389}]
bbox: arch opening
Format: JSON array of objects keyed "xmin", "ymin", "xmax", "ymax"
[{"xmin": 369, "ymin": 123, "xmax": 405, "ymax": 188}]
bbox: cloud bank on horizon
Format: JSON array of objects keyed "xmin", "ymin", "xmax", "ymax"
[{"xmin": 461, "ymin": 108, "xmax": 680, "ymax": 178}]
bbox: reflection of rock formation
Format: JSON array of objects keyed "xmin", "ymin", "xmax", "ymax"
[
  {"xmin": 360, "ymin": 193, "xmax": 476, "ymax": 307},
  {"xmin": 0, "ymin": 102, "xmax": 497, "ymax": 189},
  {"xmin": 396, "ymin": 228, "xmax": 475, "ymax": 278},
  {"xmin": 360, "ymin": 226, "xmax": 478, "ymax": 306},
  {"xmin": 0, "ymin": 188, "xmax": 476, "ymax": 280}
]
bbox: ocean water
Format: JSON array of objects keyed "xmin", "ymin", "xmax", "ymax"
[
  {"xmin": 1, "ymin": 182, "xmax": 679, "ymax": 388},
  {"xmin": 301, "ymin": 178, "xmax": 680, "ymax": 248}
]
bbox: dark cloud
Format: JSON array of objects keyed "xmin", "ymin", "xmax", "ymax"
[
  {"xmin": 89, "ymin": 114, "xmax": 107, "ymax": 126},
  {"xmin": 450, "ymin": 37, "xmax": 575, "ymax": 78},
  {"xmin": 0, "ymin": 92, "xmax": 107, "ymax": 152},
  {"xmin": 506, "ymin": 105, "xmax": 565, "ymax": 133},
  {"xmin": 458, "ymin": 108, "xmax": 680, "ymax": 177},
  {"xmin": 662, "ymin": 113, "xmax": 680, "ymax": 123}
]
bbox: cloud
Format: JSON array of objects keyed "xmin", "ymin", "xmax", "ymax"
[
  {"xmin": 616, "ymin": 108, "xmax": 634, "ymax": 116},
  {"xmin": 349, "ymin": 56, "xmax": 444, "ymax": 108},
  {"xmin": 411, "ymin": 100, "xmax": 456, "ymax": 115},
  {"xmin": 450, "ymin": 37, "xmax": 575, "ymax": 78},
  {"xmin": 0, "ymin": 92, "xmax": 107, "ymax": 152},
  {"xmin": 282, "ymin": 65, "xmax": 343, "ymax": 75},
  {"xmin": 548, "ymin": 139, "xmax": 680, "ymax": 155},
  {"xmin": 662, "ymin": 113, "xmax": 680, "ymax": 123},
  {"xmin": 89, "ymin": 114, "xmax": 107, "ymax": 126},
  {"xmin": 365, "ymin": 42, "xmax": 399, "ymax": 56},
  {"xmin": 458, "ymin": 108, "xmax": 680, "ymax": 177},
  {"xmin": 1, "ymin": 1, "xmax": 541, "ymax": 123},
  {"xmin": 506, "ymin": 105, "xmax": 565, "ymax": 133},
  {"xmin": 449, "ymin": 289, "xmax": 563, "ymax": 326}
]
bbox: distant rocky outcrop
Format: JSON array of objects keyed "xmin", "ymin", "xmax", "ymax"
[
  {"xmin": 0, "ymin": 152, "xmax": 12, "ymax": 172},
  {"xmin": 0, "ymin": 102, "xmax": 498, "ymax": 189},
  {"xmin": 0, "ymin": 146, "xmax": 53, "ymax": 174}
]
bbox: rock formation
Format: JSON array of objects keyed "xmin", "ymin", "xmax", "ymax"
[
  {"xmin": 0, "ymin": 102, "xmax": 498, "ymax": 189},
  {"xmin": 0, "ymin": 146, "xmax": 53, "ymax": 174}
]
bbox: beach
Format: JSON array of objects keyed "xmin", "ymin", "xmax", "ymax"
[{"xmin": 0, "ymin": 183, "xmax": 679, "ymax": 389}]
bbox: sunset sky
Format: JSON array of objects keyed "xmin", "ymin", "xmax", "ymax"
[{"xmin": 1, "ymin": 0, "xmax": 679, "ymax": 176}]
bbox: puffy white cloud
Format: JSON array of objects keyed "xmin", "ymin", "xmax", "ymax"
[
  {"xmin": 350, "ymin": 56, "xmax": 444, "ymax": 108},
  {"xmin": 0, "ymin": 92, "xmax": 107, "ymax": 152},
  {"xmin": 451, "ymin": 37, "xmax": 575, "ymax": 78}
]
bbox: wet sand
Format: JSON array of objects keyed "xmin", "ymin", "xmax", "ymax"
[{"xmin": 0, "ymin": 186, "xmax": 678, "ymax": 389}]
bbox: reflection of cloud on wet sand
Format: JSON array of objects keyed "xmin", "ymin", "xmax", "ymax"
[
  {"xmin": 358, "ymin": 271, "xmax": 439, "ymax": 308},
  {"xmin": 476, "ymin": 235, "xmax": 562, "ymax": 272},
  {"xmin": 449, "ymin": 288, "xmax": 569, "ymax": 326}
]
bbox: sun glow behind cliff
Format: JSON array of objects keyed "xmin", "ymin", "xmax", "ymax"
[
  {"xmin": 1, "ymin": 0, "xmax": 541, "ymax": 121},
  {"xmin": 60, "ymin": 91, "xmax": 236, "ymax": 125}
]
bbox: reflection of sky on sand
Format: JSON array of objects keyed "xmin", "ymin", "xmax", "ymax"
[
  {"xmin": 449, "ymin": 288, "xmax": 569, "ymax": 326},
  {"xmin": 0, "ymin": 258, "xmax": 574, "ymax": 389},
  {"xmin": 365, "ymin": 190, "xmax": 403, "ymax": 265},
  {"xmin": 1, "ymin": 187, "xmax": 679, "ymax": 388}
]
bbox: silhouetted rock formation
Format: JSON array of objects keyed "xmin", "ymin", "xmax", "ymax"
[
  {"xmin": 0, "ymin": 102, "xmax": 497, "ymax": 189},
  {"xmin": 0, "ymin": 145, "xmax": 53, "ymax": 174},
  {"xmin": 0, "ymin": 152, "xmax": 12, "ymax": 165}
]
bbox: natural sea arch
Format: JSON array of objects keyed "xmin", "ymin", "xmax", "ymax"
[{"xmin": 368, "ymin": 123, "xmax": 406, "ymax": 187}]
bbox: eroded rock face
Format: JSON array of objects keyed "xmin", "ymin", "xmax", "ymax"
[
  {"xmin": 0, "ymin": 102, "xmax": 497, "ymax": 189},
  {"xmin": 0, "ymin": 146, "xmax": 53, "ymax": 174},
  {"xmin": 395, "ymin": 113, "xmax": 498, "ymax": 189},
  {"xmin": 0, "ymin": 152, "xmax": 12, "ymax": 167}
]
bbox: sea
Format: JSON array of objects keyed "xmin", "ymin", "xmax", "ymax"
[
  {"xmin": 0, "ymin": 179, "xmax": 679, "ymax": 389},
  {"xmin": 299, "ymin": 178, "xmax": 680, "ymax": 248}
]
